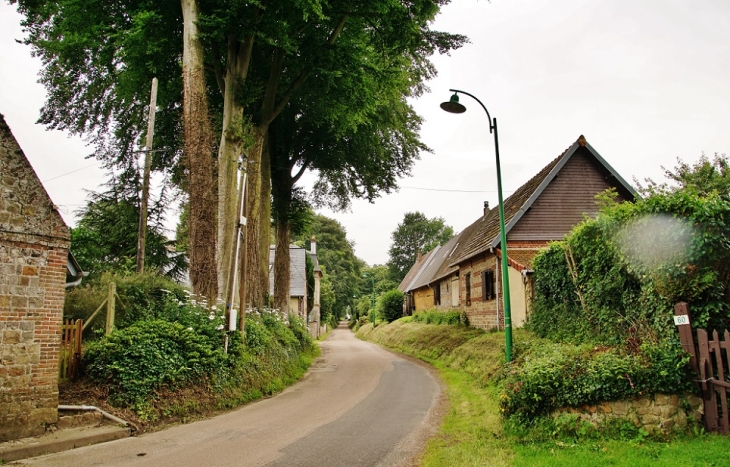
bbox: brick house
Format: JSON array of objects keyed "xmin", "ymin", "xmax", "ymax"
[
  {"xmin": 0, "ymin": 114, "xmax": 70, "ymax": 441},
  {"xmin": 399, "ymin": 135, "xmax": 636, "ymax": 330}
]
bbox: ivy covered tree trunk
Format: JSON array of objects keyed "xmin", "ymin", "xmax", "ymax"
[
  {"xmin": 181, "ymin": 0, "xmax": 217, "ymax": 300},
  {"xmin": 217, "ymin": 35, "xmax": 254, "ymax": 301}
]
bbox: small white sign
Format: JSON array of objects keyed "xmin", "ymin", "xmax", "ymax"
[{"xmin": 674, "ymin": 315, "xmax": 690, "ymax": 326}]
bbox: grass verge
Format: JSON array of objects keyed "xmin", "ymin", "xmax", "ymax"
[{"xmin": 357, "ymin": 320, "xmax": 730, "ymax": 467}]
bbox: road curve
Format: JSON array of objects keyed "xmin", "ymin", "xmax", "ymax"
[{"xmin": 20, "ymin": 323, "xmax": 443, "ymax": 467}]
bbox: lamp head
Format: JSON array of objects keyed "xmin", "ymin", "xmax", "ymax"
[{"xmin": 440, "ymin": 93, "xmax": 466, "ymax": 114}]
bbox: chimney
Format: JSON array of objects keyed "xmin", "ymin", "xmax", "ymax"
[
  {"xmin": 417, "ymin": 250, "xmax": 422, "ymax": 262},
  {"xmin": 310, "ymin": 235, "xmax": 317, "ymax": 255},
  {"xmin": 483, "ymin": 201, "xmax": 490, "ymax": 217}
]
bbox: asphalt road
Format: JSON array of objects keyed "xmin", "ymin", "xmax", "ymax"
[{"xmin": 20, "ymin": 323, "xmax": 444, "ymax": 467}]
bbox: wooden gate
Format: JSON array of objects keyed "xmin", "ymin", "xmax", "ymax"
[
  {"xmin": 675, "ymin": 303, "xmax": 729, "ymax": 433},
  {"xmin": 59, "ymin": 319, "xmax": 83, "ymax": 381}
]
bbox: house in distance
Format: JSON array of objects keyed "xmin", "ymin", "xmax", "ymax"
[{"xmin": 399, "ymin": 135, "xmax": 637, "ymax": 330}]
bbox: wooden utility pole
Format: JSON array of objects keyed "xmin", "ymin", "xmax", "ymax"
[{"xmin": 136, "ymin": 77, "xmax": 159, "ymax": 273}]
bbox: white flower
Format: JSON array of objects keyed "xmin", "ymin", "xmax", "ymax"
[
  {"xmin": 187, "ymin": 327, "xmax": 193, "ymax": 331},
  {"xmin": 216, "ymin": 324, "xmax": 224, "ymax": 331},
  {"xmin": 208, "ymin": 313, "xmax": 216, "ymax": 320}
]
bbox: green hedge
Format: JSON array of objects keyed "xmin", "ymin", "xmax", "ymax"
[
  {"xmin": 411, "ymin": 309, "xmax": 469, "ymax": 326},
  {"xmin": 499, "ymin": 340, "xmax": 694, "ymax": 420}
]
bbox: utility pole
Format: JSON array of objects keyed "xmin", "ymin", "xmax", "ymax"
[{"xmin": 136, "ymin": 77, "xmax": 158, "ymax": 273}]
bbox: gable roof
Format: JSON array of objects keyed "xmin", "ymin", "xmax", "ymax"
[
  {"xmin": 448, "ymin": 135, "xmax": 636, "ymax": 266},
  {"xmin": 398, "ymin": 246, "xmax": 441, "ymax": 292},
  {"xmin": 0, "ymin": 113, "xmax": 68, "ymax": 241}
]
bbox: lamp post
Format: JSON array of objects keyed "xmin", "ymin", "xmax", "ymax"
[
  {"xmin": 440, "ymin": 89, "xmax": 513, "ymax": 362},
  {"xmin": 363, "ymin": 273, "xmax": 375, "ymax": 326}
]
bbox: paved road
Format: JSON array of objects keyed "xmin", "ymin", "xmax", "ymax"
[{"xmin": 20, "ymin": 323, "xmax": 443, "ymax": 467}]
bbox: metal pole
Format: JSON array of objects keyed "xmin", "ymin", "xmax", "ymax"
[
  {"xmin": 444, "ymin": 89, "xmax": 513, "ymax": 362},
  {"xmin": 370, "ymin": 275, "xmax": 375, "ymax": 325},
  {"xmin": 492, "ymin": 118, "xmax": 513, "ymax": 362}
]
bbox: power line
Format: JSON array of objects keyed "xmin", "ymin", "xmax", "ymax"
[
  {"xmin": 42, "ymin": 162, "xmax": 100, "ymax": 182},
  {"xmin": 400, "ymin": 185, "xmax": 514, "ymax": 194}
]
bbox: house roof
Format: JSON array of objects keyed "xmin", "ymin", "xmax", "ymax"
[
  {"xmin": 269, "ymin": 245, "xmax": 308, "ymax": 297},
  {"xmin": 448, "ymin": 135, "xmax": 636, "ymax": 267}
]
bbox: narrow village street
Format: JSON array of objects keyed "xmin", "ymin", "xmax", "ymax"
[{"xmin": 17, "ymin": 323, "xmax": 444, "ymax": 467}]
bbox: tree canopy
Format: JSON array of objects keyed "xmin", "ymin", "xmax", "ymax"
[{"xmin": 387, "ymin": 211, "xmax": 454, "ymax": 282}]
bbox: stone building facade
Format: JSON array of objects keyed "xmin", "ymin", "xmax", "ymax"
[{"xmin": 0, "ymin": 114, "xmax": 69, "ymax": 441}]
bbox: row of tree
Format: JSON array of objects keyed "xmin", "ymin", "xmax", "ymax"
[{"xmin": 13, "ymin": 0, "xmax": 466, "ymax": 319}]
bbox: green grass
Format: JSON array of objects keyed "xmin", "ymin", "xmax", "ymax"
[{"xmin": 357, "ymin": 320, "xmax": 730, "ymax": 467}]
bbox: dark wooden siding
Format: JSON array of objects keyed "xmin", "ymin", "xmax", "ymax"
[{"xmin": 509, "ymin": 147, "xmax": 632, "ymax": 241}]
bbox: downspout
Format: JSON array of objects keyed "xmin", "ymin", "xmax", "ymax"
[
  {"xmin": 58, "ymin": 405, "xmax": 130, "ymax": 427},
  {"xmin": 492, "ymin": 248, "xmax": 500, "ymax": 331}
]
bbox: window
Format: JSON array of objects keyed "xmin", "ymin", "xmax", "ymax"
[
  {"xmin": 481, "ymin": 270, "xmax": 495, "ymax": 301},
  {"xmin": 433, "ymin": 284, "xmax": 441, "ymax": 305},
  {"xmin": 465, "ymin": 273, "xmax": 471, "ymax": 306}
]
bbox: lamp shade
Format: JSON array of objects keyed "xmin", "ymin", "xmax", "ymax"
[{"xmin": 440, "ymin": 93, "xmax": 466, "ymax": 114}]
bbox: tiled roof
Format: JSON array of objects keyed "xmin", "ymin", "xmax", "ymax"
[
  {"xmin": 398, "ymin": 135, "xmax": 637, "ymax": 290},
  {"xmin": 269, "ymin": 245, "xmax": 308, "ymax": 297},
  {"xmin": 398, "ymin": 247, "xmax": 440, "ymax": 292},
  {"xmin": 448, "ymin": 135, "xmax": 636, "ymax": 266}
]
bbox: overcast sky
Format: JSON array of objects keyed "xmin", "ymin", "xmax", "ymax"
[{"xmin": 2, "ymin": 0, "xmax": 729, "ymax": 266}]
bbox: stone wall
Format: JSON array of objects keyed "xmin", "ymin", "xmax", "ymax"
[
  {"xmin": 0, "ymin": 113, "xmax": 69, "ymax": 441},
  {"xmin": 553, "ymin": 394, "xmax": 704, "ymax": 434}
]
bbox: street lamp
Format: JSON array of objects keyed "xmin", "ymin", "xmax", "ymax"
[
  {"xmin": 363, "ymin": 273, "xmax": 375, "ymax": 327},
  {"xmin": 441, "ymin": 89, "xmax": 513, "ymax": 362}
]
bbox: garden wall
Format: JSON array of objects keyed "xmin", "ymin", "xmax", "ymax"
[{"xmin": 554, "ymin": 394, "xmax": 704, "ymax": 434}]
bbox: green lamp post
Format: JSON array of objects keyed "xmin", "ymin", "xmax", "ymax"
[{"xmin": 440, "ymin": 89, "xmax": 513, "ymax": 362}]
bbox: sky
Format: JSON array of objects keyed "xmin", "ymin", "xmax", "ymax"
[{"xmin": 1, "ymin": 0, "xmax": 729, "ymax": 266}]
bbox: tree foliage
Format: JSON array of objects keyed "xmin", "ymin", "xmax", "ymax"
[
  {"xmin": 638, "ymin": 152, "xmax": 730, "ymax": 197},
  {"xmin": 387, "ymin": 211, "xmax": 454, "ymax": 282},
  {"xmin": 296, "ymin": 213, "xmax": 365, "ymax": 320},
  {"xmin": 70, "ymin": 182, "xmax": 186, "ymax": 280}
]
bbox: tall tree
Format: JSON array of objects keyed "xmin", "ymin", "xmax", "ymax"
[
  {"xmin": 181, "ymin": 0, "xmax": 217, "ymax": 299},
  {"xmin": 387, "ymin": 211, "xmax": 454, "ymax": 282},
  {"xmin": 296, "ymin": 214, "xmax": 366, "ymax": 320}
]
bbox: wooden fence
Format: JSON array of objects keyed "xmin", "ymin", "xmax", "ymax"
[
  {"xmin": 675, "ymin": 302, "xmax": 730, "ymax": 434},
  {"xmin": 58, "ymin": 282, "xmax": 124, "ymax": 381},
  {"xmin": 59, "ymin": 319, "xmax": 83, "ymax": 381}
]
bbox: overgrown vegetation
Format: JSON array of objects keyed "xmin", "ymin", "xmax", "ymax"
[
  {"xmin": 410, "ymin": 309, "xmax": 469, "ymax": 326},
  {"xmin": 357, "ymin": 320, "xmax": 725, "ymax": 466},
  {"xmin": 65, "ymin": 271, "xmax": 316, "ymax": 426}
]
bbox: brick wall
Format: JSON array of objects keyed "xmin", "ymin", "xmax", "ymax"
[{"xmin": 0, "ymin": 113, "xmax": 69, "ymax": 441}]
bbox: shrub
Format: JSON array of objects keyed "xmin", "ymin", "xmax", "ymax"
[
  {"xmin": 412, "ymin": 309, "xmax": 467, "ymax": 326},
  {"xmin": 64, "ymin": 271, "xmax": 189, "ymax": 333},
  {"xmin": 498, "ymin": 340, "xmax": 694, "ymax": 420},
  {"xmin": 83, "ymin": 319, "xmax": 231, "ymax": 407},
  {"xmin": 378, "ymin": 289, "xmax": 405, "ymax": 322}
]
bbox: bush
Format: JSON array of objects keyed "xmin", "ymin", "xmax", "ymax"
[
  {"xmin": 498, "ymin": 340, "xmax": 694, "ymax": 420},
  {"xmin": 412, "ymin": 309, "xmax": 468, "ymax": 326},
  {"xmin": 83, "ymin": 319, "xmax": 232, "ymax": 407},
  {"xmin": 64, "ymin": 271, "xmax": 189, "ymax": 333},
  {"xmin": 377, "ymin": 289, "xmax": 405, "ymax": 322}
]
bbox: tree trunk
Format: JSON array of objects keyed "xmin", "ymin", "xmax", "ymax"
[
  {"xmin": 243, "ymin": 127, "xmax": 265, "ymax": 308},
  {"xmin": 259, "ymin": 132, "xmax": 272, "ymax": 307},
  {"xmin": 273, "ymin": 214, "xmax": 291, "ymax": 315},
  {"xmin": 181, "ymin": 0, "xmax": 217, "ymax": 300},
  {"xmin": 217, "ymin": 35, "xmax": 254, "ymax": 301}
]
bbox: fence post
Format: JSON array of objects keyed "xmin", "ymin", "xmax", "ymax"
[
  {"xmin": 106, "ymin": 282, "xmax": 116, "ymax": 335},
  {"xmin": 674, "ymin": 302, "xmax": 699, "ymax": 375}
]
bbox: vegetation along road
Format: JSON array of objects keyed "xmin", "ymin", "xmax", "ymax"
[{"xmin": 19, "ymin": 323, "xmax": 443, "ymax": 467}]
